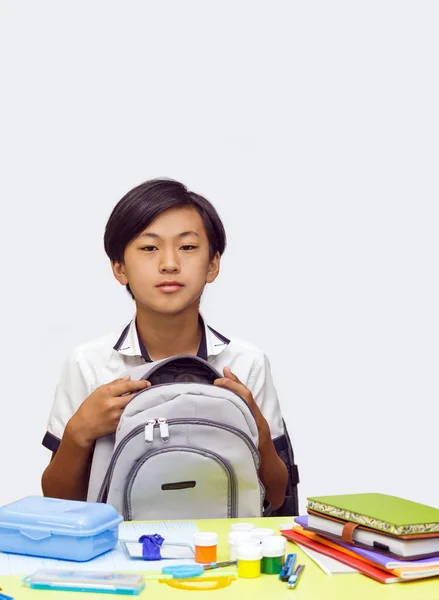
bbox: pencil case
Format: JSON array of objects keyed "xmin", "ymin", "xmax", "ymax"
[
  {"xmin": 0, "ymin": 496, "xmax": 122, "ymax": 561},
  {"xmin": 23, "ymin": 569, "xmax": 145, "ymax": 595}
]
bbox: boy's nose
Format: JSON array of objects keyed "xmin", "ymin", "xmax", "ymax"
[
  {"xmin": 160, "ymin": 263, "xmax": 179, "ymax": 273},
  {"xmin": 159, "ymin": 252, "xmax": 180, "ymax": 273}
]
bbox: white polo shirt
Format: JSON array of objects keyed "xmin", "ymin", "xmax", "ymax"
[{"xmin": 43, "ymin": 317, "xmax": 285, "ymax": 452}]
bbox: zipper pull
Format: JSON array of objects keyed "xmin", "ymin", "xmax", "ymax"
[
  {"xmin": 158, "ymin": 418, "xmax": 169, "ymax": 442},
  {"xmin": 144, "ymin": 419, "xmax": 156, "ymax": 444}
]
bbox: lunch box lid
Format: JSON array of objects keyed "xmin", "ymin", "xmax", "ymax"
[{"xmin": 0, "ymin": 496, "xmax": 123, "ymax": 539}]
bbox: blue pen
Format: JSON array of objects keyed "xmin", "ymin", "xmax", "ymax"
[
  {"xmin": 279, "ymin": 553, "xmax": 296, "ymax": 581},
  {"xmin": 0, "ymin": 593, "xmax": 14, "ymax": 600},
  {"xmin": 288, "ymin": 564, "xmax": 305, "ymax": 589}
]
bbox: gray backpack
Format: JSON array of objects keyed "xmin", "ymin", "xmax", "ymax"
[{"xmin": 87, "ymin": 355, "xmax": 264, "ymax": 520}]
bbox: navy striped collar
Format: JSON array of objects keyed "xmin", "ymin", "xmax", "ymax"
[{"xmin": 113, "ymin": 315, "xmax": 230, "ymax": 361}]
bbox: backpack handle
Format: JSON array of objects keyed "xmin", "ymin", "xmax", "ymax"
[{"xmin": 139, "ymin": 355, "xmax": 223, "ymax": 387}]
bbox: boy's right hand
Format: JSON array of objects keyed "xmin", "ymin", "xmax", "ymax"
[{"xmin": 67, "ymin": 376, "xmax": 151, "ymax": 448}]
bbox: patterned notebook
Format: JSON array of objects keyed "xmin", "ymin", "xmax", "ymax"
[{"xmin": 307, "ymin": 493, "xmax": 439, "ymax": 536}]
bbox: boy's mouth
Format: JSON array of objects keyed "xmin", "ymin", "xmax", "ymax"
[{"xmin": 156, "ymin": 281, "xmax": 185, "ymax": 293}]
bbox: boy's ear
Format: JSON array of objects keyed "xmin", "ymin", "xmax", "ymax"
[
  {"xmin": 111, "ymin": 261, "xmax": 129, "ymax": 286},
  {"xmin": 206, "ymin": 252, "xmax": 220, "ymax": 284}
]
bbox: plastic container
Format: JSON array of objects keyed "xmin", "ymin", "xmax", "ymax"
[
  {"xmin": 261, "ymin": 536, "xmax": 287, "ymax": 574},
  {"xmin": 250, "ymin": 527, "xmax": 275, "ymax": 543},
  {"xmin": 230, "ymin": 522, "xmax": 255, "ymax": 533},
  {"xmin": 0, "ymin": 496, "xmax": 122, "ymax": 562},
  {"xmin": 193, "ymin": 532, "xmax": 218, "ymax": 564},
  {"xmin": 237, "ymin": 545, "xmax": 263, "ymax": 578},
  {"xmin": 228, "ymin": 531, "xmax": 260, "ymax": 561}
]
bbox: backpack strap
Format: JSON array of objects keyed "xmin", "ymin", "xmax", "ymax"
[
  {"xmin": 263, "ymin": 500, "xmax": 275, "ymax": 517},
  {"xmin": 271, "ymin": 420, "xmax": 300, "ymax": 516}
]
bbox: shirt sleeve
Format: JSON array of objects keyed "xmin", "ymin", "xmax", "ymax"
[
  {"xmin": 42, "ymin": 351, "xmax": 94, "ymax": 452},
  {"xmin": 247, "ymin": 352, "xmax": 285, "ymax": 440}
]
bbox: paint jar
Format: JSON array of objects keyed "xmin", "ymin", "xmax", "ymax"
[
  {"xmin": 237, "ymin": 545, "xmax": 263, "ymax": 579},
  {"xmin": 250, "ymin": 527, "xmax": 275, "ymax": 544},
  {"xmin": 228, "ymin": 531, "xmax": 260, "ymax": 561},
  {"xmin": 230, "ymin": 522, "xmax": 255, "ymax": 533},
  {"xmin": 193, "ymin": 532, "xmax": 218, "ymax": 564},
  {"xmin": 261, "ymin": 536, "xmax": 287, "ymax": 574}
]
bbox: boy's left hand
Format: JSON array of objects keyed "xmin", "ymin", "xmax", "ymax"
[{"xmin": 213, "ymin": 367, "xmax": 270, "ymax": 445}]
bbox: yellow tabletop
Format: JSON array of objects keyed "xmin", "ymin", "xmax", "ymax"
[{"xmin": 2, "ymin": 517, "xmax": 439, "ymax": 599}]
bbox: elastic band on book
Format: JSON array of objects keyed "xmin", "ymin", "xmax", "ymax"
[{"xmin": 341, "ymin": 522, "xmax": 359, "ymax": 544}]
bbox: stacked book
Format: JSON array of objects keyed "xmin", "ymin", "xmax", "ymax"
[{"xmin": 281, "ymin": 493, "xmax": 439, "ymax": 584}]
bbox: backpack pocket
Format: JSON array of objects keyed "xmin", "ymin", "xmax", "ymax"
[
  {"xmin": 123, "ymin": 446, "xmax": 237, "ymax": 520},
  {"xmin": 100, "ymin": 414, "xmax": 264, "ymax": 518}
]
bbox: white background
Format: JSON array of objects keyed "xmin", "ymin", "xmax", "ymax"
[{"xmin": 0, "ymin": 1, "xmax": 438, "ymax": 512}]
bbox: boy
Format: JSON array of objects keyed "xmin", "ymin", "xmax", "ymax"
[{"xmin": 41, "ymin": 178, "xmax": 288, "ymax": 509}]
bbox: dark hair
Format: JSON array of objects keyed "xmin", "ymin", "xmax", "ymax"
[{"xmin": 104, "ymin": 178, "xmax": 227, "ymax": 298}]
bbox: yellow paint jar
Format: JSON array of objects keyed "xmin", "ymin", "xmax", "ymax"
[
  {"xmin": 228, "ymin": 532, "xmax": 260, "ymax": 561},
  {"xmin": 237, "ymin": 545, "xmax": 263, "ymax": 579}
]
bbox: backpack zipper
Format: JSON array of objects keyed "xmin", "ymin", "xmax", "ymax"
[
  {"xmin": 97, "ymin": 419, "xmax": 260, "ymax": 502},
  {"xmin": 122, "ymin": 445, "xmax": 237, "ymax": 520},
  {"xmin": 144, "ymin": 419, "xmax": 156, "ymax": 444},
  {"xmin": 157, "ymin": 418, "xmax": 169, "ymax": 442}
]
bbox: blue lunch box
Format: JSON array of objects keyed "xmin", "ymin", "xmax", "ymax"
[{"xmin": 0, "ymin": 496, "xmax": 123, "ymax": 561}]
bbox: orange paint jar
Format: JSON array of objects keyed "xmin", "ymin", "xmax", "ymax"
[{"xmin": 193, "ymin": 532, "xmax": 218, "ymax": 564}]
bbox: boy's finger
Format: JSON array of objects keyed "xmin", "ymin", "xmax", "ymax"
[
  {"xmin": 214, "ymin": 377, "xmax": 253, "ymax": 404},
  {"xmin": 223, "ymin": 366, "xmax": 240, "ymax": 383},
  {"xmin": 214, "ymin": 377, "xmax": 243, "ymax": 394},
  {"xmin": 213, "ymin": 377, "xmax": 242, "ymax": 390},
  {"xmin": 110, "ymin": 379, "xmax": 151, "ymax": 396},
  {"xmin": 116, "ymin": 391, "xmax": 145, "ymax": 408},
  {"xmin": 111, "ymin": 375, "xmax": 131, "ymax": 383}
]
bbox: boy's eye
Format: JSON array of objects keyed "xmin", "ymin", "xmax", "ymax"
[
  {"xmin": 180, "ymin": 245, "xmax": 197, "ymax": 251},
  {"xmin": 141, "ymin": 245, "xmax": 158, "ymax": 252}
]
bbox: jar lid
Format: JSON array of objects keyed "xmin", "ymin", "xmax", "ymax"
[
  {"xmin": 230, "ymin": 522, "xmax": 255, "ymax": 533},
  {"xmin": 228, "ymin": 531, "xmax": 260, "ymax": 545},
  {"xmin": 237, "ymin": 544, "xmax": 263, "ymax": 560},
  {"xmin": 193, "ymin": 532, "xmax": 218, "ymax": 547},
  {"xmin": 250, "ymin": 527, "xmax": 275, "ymax": 541},
  {"xmin": 262, "ymin": 536, "xmax": 287, "ymax": 557}
]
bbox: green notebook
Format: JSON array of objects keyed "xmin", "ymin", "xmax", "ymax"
[{"xmin": 307, "ymin": 493, "xmax": 439, "ymax": 536}]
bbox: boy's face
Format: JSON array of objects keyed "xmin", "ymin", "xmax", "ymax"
[{"xmin": 112, "ymin": 206, "xmax": 220, "ymax": 315}]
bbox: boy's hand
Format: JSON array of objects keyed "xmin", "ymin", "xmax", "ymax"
[
  {"xmin": 67, "ymin": 376, "xmax": 151, "ymax": 448},
  {"xmin": 214, "ymin": 368, "xmax": 288, "ymax": 509},
  {"xmin": 213, "ymin": 367, "xmax": 270, "ymax": 445}
]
